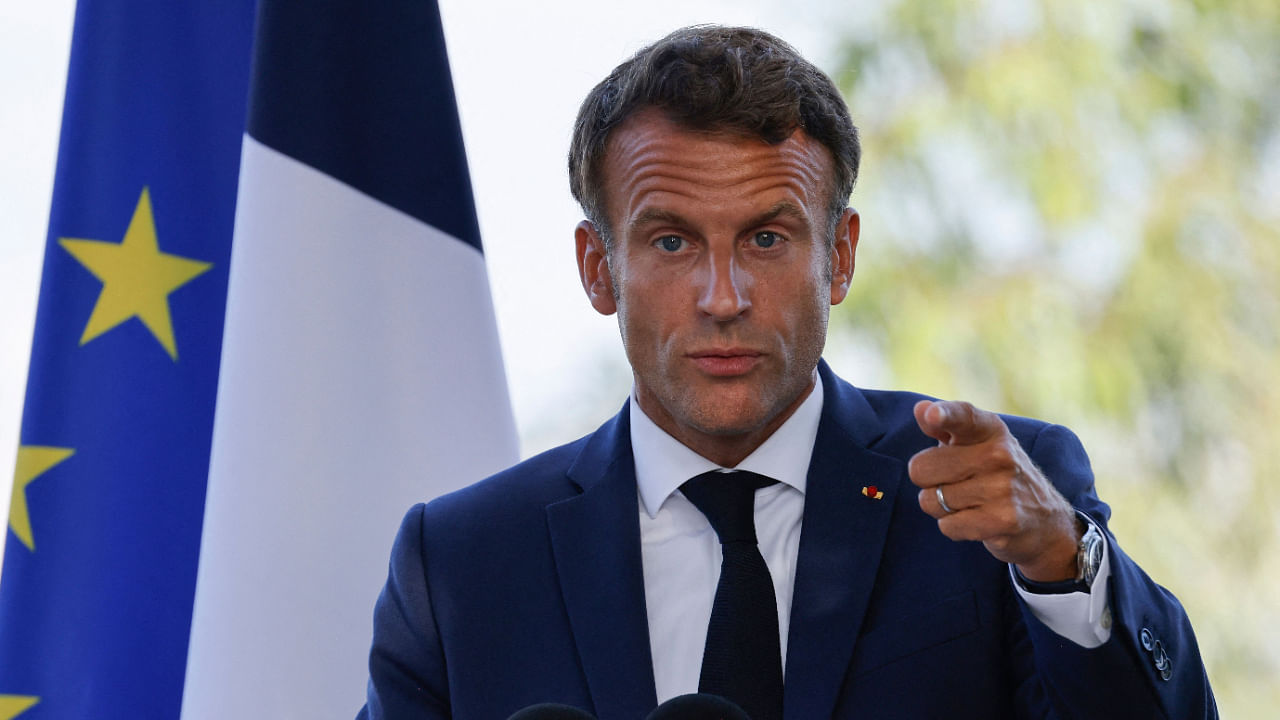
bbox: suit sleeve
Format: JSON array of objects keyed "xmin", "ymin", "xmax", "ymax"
[
  {"xmin": 357, "ymin": 504, "xmax": 452, "ymax": 720},
  {"xmin": 1013, "ymin": 423, "xmax": 1218, "ymax": 719}
]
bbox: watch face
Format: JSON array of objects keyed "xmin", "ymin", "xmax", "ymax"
[{"xmin": 1081, "ymin": 526, "xmax": 1103, "ymax": 584}]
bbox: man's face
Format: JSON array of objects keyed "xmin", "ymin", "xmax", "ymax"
[{"xmin": 575, "ymin": 109, "xmax": 858, "ymax": 463}]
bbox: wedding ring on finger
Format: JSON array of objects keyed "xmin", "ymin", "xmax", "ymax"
[{"xmin": 936, "ymin": 485, "xmax": 955, "ymax": 514}]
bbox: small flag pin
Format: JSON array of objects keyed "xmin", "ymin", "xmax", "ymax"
[{"xmin": 862, "ymin": 485, "xmax": 884, "ymax": 500}]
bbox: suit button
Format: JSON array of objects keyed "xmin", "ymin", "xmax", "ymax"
[
  {"xmin": 1140, "ymin": 627, "xmax": 1154, "ymax": 651},
  {"xmin": 1152, "ymin": 640, "xmax": 1172, "ymax": 681},
  {"xmin": 1153, "ymin": 641, "xmax": 1170, "ymax": 668}
]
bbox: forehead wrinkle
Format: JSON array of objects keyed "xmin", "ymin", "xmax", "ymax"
[
  {"xmin": 602, "ymin": 112, "xmax": 835, "ymax": 231},
  {"xmin": 616, "ymin": 158, "xmax": 824, "ymax": 213},
  {"xmin": 620, "ymin": 177, "xmax": 812, "ymax": 233},
  {"xmin": 620, "ymin": 144, "xmax": 826, "ymax": 191}
]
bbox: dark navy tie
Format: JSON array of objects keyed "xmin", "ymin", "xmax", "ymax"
[{"xmin": 679, "ymin": 470, "xmax": 783, "ymax": 720}]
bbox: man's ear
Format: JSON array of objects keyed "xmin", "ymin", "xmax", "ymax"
[
  {"xmin": 575, "ymin": 220, "xmax": 618, "ymax": 315},
  {"xmin": 829, "ymin": 208, "xmax": 858, "ymax": 306}
]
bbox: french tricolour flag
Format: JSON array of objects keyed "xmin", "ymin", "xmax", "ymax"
[{"xmin": 184, "ymin": 1, "xmax": 519, "ymax": 717}]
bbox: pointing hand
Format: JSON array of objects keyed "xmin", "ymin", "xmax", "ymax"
[{"xmin": 908, "ymin": 400, "xmax": 1081, "ymax": 582}]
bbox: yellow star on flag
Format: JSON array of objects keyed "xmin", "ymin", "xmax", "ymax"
[
  {"xmin": 9, "ymin": 446, "xmax": 74, "ymax": 552},
  {"xmin": 59, "ymin": 187, "xmax": 212, "ymax": 360},
  {"xmin": 0, "ymin": 694, "xmax": 38, "ymax": 719}
]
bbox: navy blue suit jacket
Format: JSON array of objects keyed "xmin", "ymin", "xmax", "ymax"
[{"xmin": 359, "ymin": 363, "xmax": 1215, "ymax": 719}]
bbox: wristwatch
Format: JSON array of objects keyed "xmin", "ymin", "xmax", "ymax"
[
  {"xmin": 1075, "ymin": 512, "xmax": 1105, "ymax": 586},
  {"xmin": 1017, "ymin": 511, "xmax": 1105, "ymax": 595}
]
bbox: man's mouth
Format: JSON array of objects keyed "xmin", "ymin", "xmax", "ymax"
[{"xmin": 687, "ymin": 349, "xmax": 763, "ymax": 377}]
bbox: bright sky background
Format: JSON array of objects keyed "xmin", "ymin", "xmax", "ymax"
[{"xmin": 1, "ymin": 1, "xmax": 865, "ymax": 561}]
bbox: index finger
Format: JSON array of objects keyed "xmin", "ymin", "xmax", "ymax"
[{"xmin": 913, "ymin": 400, "xmax": 1005, "ymax": 446}]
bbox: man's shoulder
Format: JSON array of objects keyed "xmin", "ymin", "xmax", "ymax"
[
  {"xmin": 830, "ymin": 377, "xmax": 1066, "ymax": 453},
  {"xmin": 854, "ymin": 384, "xmax": 1053, "ymax": 428},
  {"xmin": 422, "ymin": 434, "xmax": 591, "ymax": 519},
  {"xmin": 839, "ymin": 379, "xmax": 1097, "ymax": 510}
]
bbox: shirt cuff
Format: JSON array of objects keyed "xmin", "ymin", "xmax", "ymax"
[{"xmin": 1009, "ymin": 533, "xmax": 1113, "ymax": 649}]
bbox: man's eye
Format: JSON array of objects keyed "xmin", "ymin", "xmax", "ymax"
[
  {"xmin": 753, "ymin": 232, "xmax": 780, "ymax": 248},
  {"xmin": 656, "ymin": 236, "xmax": 685, "ymax": 252}
]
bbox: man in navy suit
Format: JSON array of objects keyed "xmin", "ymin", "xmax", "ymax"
[{"xmin": 359, "ymin": 26, "xmax": 1215, "ymax": 719}]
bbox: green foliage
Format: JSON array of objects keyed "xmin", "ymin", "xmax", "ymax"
[{"xmin": 832, "ymin": 0, "xmax": 1279, "ymax": 714}]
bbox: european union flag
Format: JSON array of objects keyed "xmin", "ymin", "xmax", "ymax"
[{"xmin": 0, "ymin": 1, "xmax": 259, "ymax": 717}]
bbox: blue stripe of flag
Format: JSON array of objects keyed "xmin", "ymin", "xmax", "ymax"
[{"xmin": 247, "ymin": 0, "xmax": 484, "ymax": 251}]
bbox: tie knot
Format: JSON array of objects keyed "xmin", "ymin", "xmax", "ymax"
[{"xmin": 679, "ymin": 470, "xmax": 777, "ymax": 545}]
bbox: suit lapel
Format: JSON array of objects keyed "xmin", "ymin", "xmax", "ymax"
[
  {"xmin": 546, "ymin": 405, "xmax": 658, "ymax": 720},
  {"xmin": 783, "ymin": 366, "xmax": 905, "ymax": 719},
  {"xmin": 543, "ymin": 368, "xmax": 907, "ymax": 720}
]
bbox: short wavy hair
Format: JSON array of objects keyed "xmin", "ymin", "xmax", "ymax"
[{"xmin": 568, "ymin": 25, "xmax": 860, "ymax": 247}]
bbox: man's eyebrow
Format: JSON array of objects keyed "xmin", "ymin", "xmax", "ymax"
[
  {"xmin": 747, "ymin": 202, "xmax": 811, "ymax": 231},
  {"xmin": 628, "ymin": 203, "xmax": 812, "ymax": 233},
  {"xmin": 628, "ymin": 208, "xmax": 690, "ymax": 231}
]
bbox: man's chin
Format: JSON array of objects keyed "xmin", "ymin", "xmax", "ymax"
[
  {"xmin": 678, "ymin": 376, "xmax": 815, "ymax": 441},
  {"xmin": 679, "ymin": 400, "xmax": 775, "ymax": 438}
]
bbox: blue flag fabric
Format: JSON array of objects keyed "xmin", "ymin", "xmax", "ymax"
[
  {"xmin": 0, "ymin": 2, "xmax": 256, "ymax": 718},
  {"xmin": 4, "ymin": 0, "xmax": 520, "ymax": 718},
  {"xmin": 247, "ymin": 0, "xmax": 484, "ymax": 248}
]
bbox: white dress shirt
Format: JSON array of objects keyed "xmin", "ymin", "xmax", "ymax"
[{"xmin": 630, "ymin": 374, "xmax": 1112, "ymax": 703}]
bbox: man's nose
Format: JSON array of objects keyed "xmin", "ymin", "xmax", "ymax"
[{"xmin": 696, "ymin": 249, "xmax": 751, "ymax": 321}]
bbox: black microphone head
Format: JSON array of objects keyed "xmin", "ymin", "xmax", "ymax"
[
  {"xmin": 644, "ymin": 693, "xmax": 752, "ymax": 720},
  {"xmin": 506, "ymin": 703, "xmax": 597, "ymax": 720}
]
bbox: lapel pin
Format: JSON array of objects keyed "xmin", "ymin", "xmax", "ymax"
[{"xmin": 861, "ymin": 485, "xmax": 884, "ymax": 500}]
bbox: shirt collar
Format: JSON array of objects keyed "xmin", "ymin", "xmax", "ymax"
[{"xmin": 631, "ymin": 373, "xmax": 823, "ymax": 519}]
